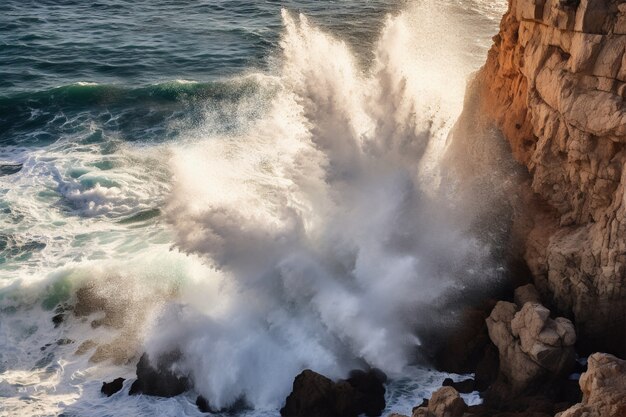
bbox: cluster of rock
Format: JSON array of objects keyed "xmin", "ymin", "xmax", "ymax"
[
  {"xmin": 391, "ymin": 352, "xmax": 626, "ymax": 417},
  {"xmin": 557, "ymin": 353, "xmax": 626, "ymax": 417},
  {"xmin": 390, "ymin": 281, "xmax": 626, "ymax": 417},
  {"xmin": 100, "ymin": 352, "xmax": 387, "ymax": 417},
  {"xmin": 478, "ymin": 0, "xmax": 626, "ymax": 357}
]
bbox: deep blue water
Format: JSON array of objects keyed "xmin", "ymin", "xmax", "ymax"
[{"xmin": 0, "ymin": 1, "xmax": 401, "ymax": 148}]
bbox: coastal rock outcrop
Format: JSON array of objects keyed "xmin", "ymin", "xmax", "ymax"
[
  {"xmin": 557, "ymin": 353, "xmax": 626, "ymax": 417},
  {"xmin": 101, "ymin": 377, "xmax": 125, "ymax": 397},
  {"xmin": 485, "ymin": 300, "xmax": 576, "ymax": 397},
  {"xmin": 128, "ymin": 352, "xmax": 189, "ymax": 397},
  {"xmin": 478, "ymin": 0, "xmax": 626, "ymax": 356},
  {"xmin": 280, "ymin": 369, "xmax": 386, "ymax": 417}
]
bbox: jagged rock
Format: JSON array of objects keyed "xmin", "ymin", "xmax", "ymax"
[
  {"xmin": 280, "ymin": 369, "xmax": 386, "ymax": 417},
  {"xmin": 196, "ymin": 395, "xmax": 212, "ymax": 413},
  {"xmin": 478, "ymin": 0, "xmax": 626, "ymax": 357},
  {"xmin": 101, "ymin": 377, "xmax": 125, "ymax": 397},
  {"xmin": 411, "ymin": 387, "xmax": 466, "ymax": 417},
  {"xmin": 485, "ymin": 301, "xmax": 576, "ymax": 397},
  {"xmin": 128, "ymin": 352, "xmax": 189, "ymax": 397},
  {"xmin": 557, "ymin": 353, "xmax": 626, "ymax": 417}
]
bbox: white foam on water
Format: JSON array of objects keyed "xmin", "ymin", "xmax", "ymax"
[{"xmin": 0, "ymin": 0, "xmax": 508, "ymax": 415}]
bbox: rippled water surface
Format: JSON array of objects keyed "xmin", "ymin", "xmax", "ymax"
[{"xmin": 0, "ymin": 1, "xmax": 507, "ymax": 416}]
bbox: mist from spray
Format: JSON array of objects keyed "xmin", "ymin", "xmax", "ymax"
[{"xmin": 151, "ymin": 2, "xmax": 507, "ymax": 411}]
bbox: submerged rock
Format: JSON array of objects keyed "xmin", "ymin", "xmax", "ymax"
[
  {"xmin": 280, "ymin": 368, "xmax": 386, "ymax": 417},
  {"xmin": 101, "ymin": 377, "xmax": 125, "ymax": 397},
  {"xmin": 128, "ymin": 352, "xmax": 189, "ymax": 397},
  {"xmin": 0, "ymin": 163, "xmax": 22, "ymax": 176}
]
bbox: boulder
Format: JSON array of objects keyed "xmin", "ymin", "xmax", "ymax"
[
  {"xmin": 128, "ymin": 352, "xmax": 189, "ymax": 397},
  {"xmin": 557, "ymin": 353, "xmax": 626, "ymax": 417},
  {"xmin": 101, "ymin": 377, "xmax": 125, "ymax": 397},
  {"xmin": 280, "ymin": 369, "xmax": 386, "ymax": 417},
  {"xmin": 485, "ymin": 301, "xmax": 576, "ymax": 397}
]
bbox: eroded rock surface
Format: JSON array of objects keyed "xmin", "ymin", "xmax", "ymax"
[
  {"xmin": 557, "ymin": 353, "xmax": 626, "ymax": 417},
  {"xmin": 479, "ymin": 0, "xmax": 626, "ymax": 356},
  {"xmin": 486, "ymin": 300, "xmax": 576, "ymax": 396}
]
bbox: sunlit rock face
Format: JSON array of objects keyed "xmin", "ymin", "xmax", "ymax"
[
  {"xmin": 478, "ymin": 0, "xmax": 626, "ymax": 356},
  {"xmin": 557, "ymin": 353, "xmax": 626, "ymax": 417}
]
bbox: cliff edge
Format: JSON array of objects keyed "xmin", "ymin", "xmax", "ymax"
[{"xmin": 477, "ymin": 0, "xmax": 626, "ymax": 356}]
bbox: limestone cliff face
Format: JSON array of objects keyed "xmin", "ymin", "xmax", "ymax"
[{"xmin": 478, "ymin": 0, "xmax": 626, "ymax": 355}]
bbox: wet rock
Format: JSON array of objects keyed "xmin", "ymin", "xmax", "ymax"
[
  {"xmin": 281, "ymin": 369, "xmax": 386, "ymax": 417},
  {"xmin": 101, "ymin": 377, "xmax": 125, "ymax": 397},
  {"xmin": 196, "ymin": 395, "xmax": 212, "ymax": 413},
  {"xmin": 52, "ymin": 313, "xmax": 64, "ymax": 328},
  {"xmin": 346, "ymin": 369, "xmax": 387, "ymax": 416},
  {"xmin": 195, "ymin": 394, "xmax": 249, "ymax": 414},
  {"xmin": 0, "ymin": 163, "xmax": 22, "ymax": 176},
  {"xmin": 442, "ymin": 377, "xmax": 475, "ymax": 394},
  {"xmin": 281, "ymin": 370, "xmax": 335, "ymax": 417},
  {"xmin": 128, "ymin": 352, "xmax": 189, "ymax": 397}
]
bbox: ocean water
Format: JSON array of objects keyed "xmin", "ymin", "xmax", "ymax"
[{"xmin": 0, "ymin": 1, "xmax": 507, "ymax": 416}]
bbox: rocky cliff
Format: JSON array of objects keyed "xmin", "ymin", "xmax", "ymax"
[{"xmin": 477, "ymin": 0, "xmax": 626, "ymax": 356}]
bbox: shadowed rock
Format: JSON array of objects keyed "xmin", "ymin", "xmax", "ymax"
[
  {"xmin": 280, "ymin": 369, "xmax": 386, "ymax": 417},
  {"xmin": 128, "ymin": 352, "xmax": 189, "ymax": 397},
  {"xmin": 101, "ymin": 377, "xmax": 125, "ymax": 397}
]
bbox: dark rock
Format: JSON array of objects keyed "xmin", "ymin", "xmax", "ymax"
[
  {"xmin": 196, "ymin": 394, "xmax": 250, "ymax": 414},
  {"xmin": 442, "ymin": 377, "xmax": 476, "ymax": 394},
  {"xmin": 280, "ymin": 369, "xmax": 386, "ymax": 417},
  {"xmin": 0, "ymin": 163, "xmax": 23, "ymax": 176},
  {"xmin": 101, "ymin": 377, "xmax": 125, "ymax": 397},
  {"xmin": 346, "ymin": 369, "xmax": 386, "ymax": 416},
  {"xmin": 128, "ymin": 352, "xmax": 189, "ymax": 397},
  {"xmin": 281, "ymin": 370, "xmax": 335, "ymax": 417},
  {"xmin": 412, "ymin": 399, "xmax": 428, "ymax": 414},
  {"xmin": 434, "ymin": 301, "xmax": 496, "ymax": 374},
  {"xmin": 52, "ymin": 313, "xmax": 64, "ymax": 328},
  {"xmin": 196, "ymin": 395, "xmax": 212, "ymax": 413},
  {"xmin": 474, "ymin": 343, "xmax": 499, "ymax": 391}
]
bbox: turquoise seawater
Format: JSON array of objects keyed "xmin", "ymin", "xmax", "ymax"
[{"xmin": 0, "ymin": 1, "xmax": 507, "ymax": 416}]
